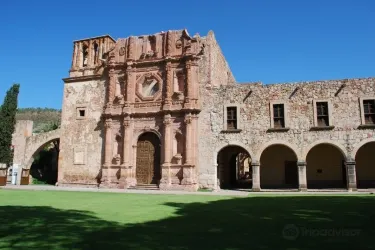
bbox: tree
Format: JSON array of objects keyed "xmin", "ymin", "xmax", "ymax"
[{"xmin": 0, "ymin": 84, "xmax": 20, "ymax": 166}]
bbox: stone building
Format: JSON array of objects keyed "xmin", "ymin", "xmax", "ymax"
[{"xmin": 58, "ymin": 29, "xmax": 375, "ymax": 191}]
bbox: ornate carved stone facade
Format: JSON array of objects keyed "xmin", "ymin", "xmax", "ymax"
[{"xmin": 59, "ymin": 29, "xmax": 375, "ymax": 191}]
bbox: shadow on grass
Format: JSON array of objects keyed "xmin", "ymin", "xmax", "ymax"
[{"xmin": 0, "ymin": 196, "xmax": 374, "ymax": 250}]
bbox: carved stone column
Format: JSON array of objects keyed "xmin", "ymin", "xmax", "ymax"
[
  {"xmin": 166, "ymin": 31, "xmax": 174, "ymax": 57},
  {"xmin": 126, "ymin": 66, "xmax": 135, "ymax": 104},
  {"xmin": 122, "ymin": 117, "xmax": 131, "ymax": 167},
  {"xmin": 104, "ymin": 118, "xmax": 113, "ymax": 166},
  {"xmin": 251, "ymin": 160, "xmax": 261, "ymax": 191},
  {"xmin": 184, "ymin": 60, "xmax": 192, "ymax": 106},
  {"xmin": 128, "ymin": 36, "xmax": 135, "ymax": 60},
  {"xmin": 297, "ymin": 160, "xmax": 307, "ymax": 191},
  {"xmin": 163, "ymin": 62, "xmax": 172, "ymax": 108},
  {"xmin": 72, "ymin": 42, "xmax": 78, "ymax": 69},
  {"xmin": 184, "ymin": 113, "xmax": 192, "ymax": 165},
  {"xmin": 345, "ymin": 160, "xmax": 357, "ymax": 191},
  {"xmin": 118, "ymin": 116, "xmax": 134, "ymax": 188},
  {"xmin": 107, "ymin": 69, "xmax": 116, "ymax": 106},
  {"xmin": 104, "ymin": 119, "xmax": 113, "ymax": 184},
  {"xmin": 160, "ymin": 114, "xmax": 172, "ymax": 189},
  {"xmin": 77, "ymin": 42, "xmax": 83, "ymax": 68},
  {"xmin": 88, "ymin": 41, "xmax": 92, "ymax": 67}
]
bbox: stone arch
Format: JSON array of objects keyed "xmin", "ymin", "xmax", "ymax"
[
  {"xmin": 213, "ymin": 141, "xmax": 254, "ymax": 166},
  {"xmin": 305, "ymin": 140, "xmax": 347, "ymax": 189},
  {"xmin": 215, "ymin": 141, "xmax": 253, "ymax": 189},
  {"xmin": 302, "ymin": 140, "xmax": 347, "ymax": 161},
  {"xmin": 255, "ymin": 140, "xmax": 300, "ymax": 161},
  {"xmin": 135, "ymin": 132, "xmax": 161, "ymax": 185},
  {"xmin": 353, "ymin": 138, "xmax": 375, "ymax": 188},
  {"xmin": 24, "ymin": 129, "xmax": 61, "ymax": 170},
  {"xmin": 258, "ymin": 141, "xmax": 299, "ymax": 189},
  {"xmin": 352, "ymin": 138, "xmax": 375, "ymax": 159},
  {"xmin": 132, "ymin": 129, "xmax": 162, "ymax": 146}
]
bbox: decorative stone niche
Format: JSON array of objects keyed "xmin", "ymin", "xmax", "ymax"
[
  {"xmin": 173, "ymin": 69, "xmax": 185, "ymax": 99},
  {"xmin": 172, "ymin": 130, "xmax": 184, "ymax": 164},
  {"xmin": 112, "ymin": 132, "xmax": 122, "ymax": 165}
]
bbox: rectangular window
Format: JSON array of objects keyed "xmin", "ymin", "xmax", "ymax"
[
  {"xmin": 363, "ymin": 99, "xmax": 375, "ymax": 124},
  {"xmin": 273, "ymin": 104, "xmax": 285, "ymax": 128},
  {"xmin": 227, "ymin": 107, "xmax": 237, "ymax": 130},
  {"xmin": 316, "ymin": 102, "xmax": 329, "ymax": 127}
]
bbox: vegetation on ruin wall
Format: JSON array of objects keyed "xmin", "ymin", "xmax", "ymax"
[
  {"xmin": 16, "ymin": 108, "xmax": 61, "ymax": 133},
  {"xmin": 0, "ymin": 84, "xmax": 20, "ymax": 166}
]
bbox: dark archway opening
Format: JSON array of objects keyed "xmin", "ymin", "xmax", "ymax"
[
  {"xmin": 260, "ymin": 145, "xmax": 298, "ymax": 189},
  {"xmin": 30, "ymin": 139, "xmax": 60, "ymax": 185},
  {"xmin": 306, "ymin": 144, "xmax": 346, "ymax": 189},
  {"xmin": 136, "ymin": 132, "xmax": 161, "ymax": 185},
  {"xmin": 217, "ymin": 146, "xmax": 251, "ymax": 189},
  {"xmin": 355, "ymin": 142, "xmax": 375, "ymax": 189}
]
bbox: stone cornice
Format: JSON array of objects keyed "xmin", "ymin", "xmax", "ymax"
[{"xmin": 63, "ymin": 74, "xmax": 102, "ymax": 83}]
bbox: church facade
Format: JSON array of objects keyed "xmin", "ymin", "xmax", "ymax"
[{"xmin": 59, "ymin": 29, "xmax": 375, "ymax": 191}]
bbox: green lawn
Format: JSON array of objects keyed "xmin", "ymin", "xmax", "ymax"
[{"xmin": 0, "ymin": 190, "xmax": 374, "ymax": 250}]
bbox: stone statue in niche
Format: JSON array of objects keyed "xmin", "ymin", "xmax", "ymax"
[
  {"xmin": 115, "ymin": 76, "xmax": 125, "ymax": 104},
  {"xmin": 112, "ymin": 132, "xmax": 122, "ymax": 165}
]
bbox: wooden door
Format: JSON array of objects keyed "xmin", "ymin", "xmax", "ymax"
[
  {"xmin": 21, "ymin": 168, "xmax": 30, "ymax": 185},
  {"xmin": 0, "ymin": 168, "xmax": 7, "ymax": 186},
  {"xmin": 136, "ymin": 133, "xmax": 161, "ymax": 184}
]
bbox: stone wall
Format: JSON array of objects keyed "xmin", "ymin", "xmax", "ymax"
[
  {"xmin": 59, "ymin": 76, "xmax": 106, "ymax": 186},
  {"xmin": 11, "ymin": 120, "xmax": 33, "ymax": 166},
  {"xmin": 198, "ymin": 77, "xmax": 375, "ymax": 189},
  {"xmin": 205, "ymin": 31, "xmax": 236, "ymax": 87}
]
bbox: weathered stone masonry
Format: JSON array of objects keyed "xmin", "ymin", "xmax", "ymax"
[{"xmin": 56, "ymin": 29, "xmax": 375, "ymax": 191}]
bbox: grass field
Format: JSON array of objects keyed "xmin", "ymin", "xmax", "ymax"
[{"xmin": 0, "ymin": 190, "xmax": 374, "ymax": 250}]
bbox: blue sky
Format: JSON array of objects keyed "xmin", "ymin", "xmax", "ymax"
[{"xmin": 0, "ymin": 0, "xmax": 374, "ymax": 109}]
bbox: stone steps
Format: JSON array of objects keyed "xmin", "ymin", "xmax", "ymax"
[{"xmin": 128, "ymin": 184, "xmax": 159, "ymax": 190}]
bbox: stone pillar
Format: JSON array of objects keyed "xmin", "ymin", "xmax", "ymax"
[
  {"xmin": 104, "ymin": 118, "xmax": 112, "ymax": 184},
  {"xmin": 184, "ymin": 113, "xmax": 192, "ymax": 165},
  {"xmin": 164, "ymin": 62, "xmax": 172, "ymax": 108},
  {"xmin": 345, "ymin": 160, "xmax": 357, "ymax": 191},
  {"xmin": 87, "ymin": 41, "xmax": 92, "ymax": 67},
  {"xmin": 128, "ymin": 36, "xmax": 135, "ymax": 60},
  {"xmin": 107, "ymin": 69, "xmax": 116, "ymax": 105},
  {"xmin": 166, "ymin": 31, "xmax": 174, "ymax": 57},
  {"xmin": 72, "ymin": 42, "xmax": 78, "ymax": 69},
  {"xmin": 251, "ymin": 160, "xmax": 261, "ymax": 192},
  {"xmin": 185, "ymin": 60, "xmax": 193, "ymax": 101},
  {"xmin": 160, "ymin": 114, "xmax": 172, "ymax": 189},
  {"xmin": 126, "ymin": 67, "xmax": 135, "ymax": 103},
  {"xmin": 297, "ymin": 160, "xmax": 307, "ymax": 191},
  {"xmin": 122, "ymin": 117, "xmax": 131, "ymax": 167},
  {"xmin": 78, "ymin": 42, "xmax": 83, "ymax": 68}
]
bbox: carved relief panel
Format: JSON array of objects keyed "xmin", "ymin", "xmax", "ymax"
[{"xmin": 135, "ymin": 72, "xmax": 163, "ymax": 101}]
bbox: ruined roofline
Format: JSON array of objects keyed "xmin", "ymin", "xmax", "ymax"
[
  {"xmin": 73, "ymin": 34, "xmax": 116, "ymax": 43},
  {"xmin": 115, "ymin": 28, "xmax": 201, "ymax": 40},
  {"xmin": 235, "ymin": 76, "xmax": 375, "ymax": 87}
]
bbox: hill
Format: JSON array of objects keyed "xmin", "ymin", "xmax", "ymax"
[{"xmin": 16, "ymin": 108, "xmax": 61, "ymax": 133}]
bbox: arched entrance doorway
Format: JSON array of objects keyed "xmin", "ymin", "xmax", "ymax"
[
  {"xmin": 29, "ymin": 139, "xmax": 60, "ymax": 185},
  {"xmin": 355, "ymin": 142, "xmax": 375, "ymax": 188},
  {"xmin": 260, "ymin": 144, "xmax": 298, "ymax": 189},
  {"xmin": 217, "ymin": 146, "xmax": 252, "ymax": 189},
  {"xmin": 306, "ymin": 143, "xmax": 346, "ymax": 189},
  {"xmin": 135, "ymin": 132, "xmax": 161, "ymax": 185}
]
